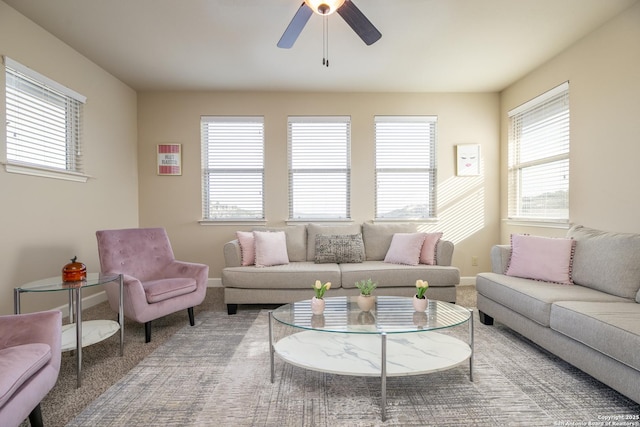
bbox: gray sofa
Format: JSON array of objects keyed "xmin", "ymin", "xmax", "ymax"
[
  {"xmin": 476, "ymin": 225, "xmax": 640, "ymax": 404},
  {"xmin": 222, "ymin": 222, "xmax": 460, "ymax": 314}
]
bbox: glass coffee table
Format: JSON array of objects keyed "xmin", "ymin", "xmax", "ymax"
[
  {"xmin": 269, "ymin": 296, "xmax": 473, "ymax": 421},
  {"xmin": 14, "ymin": 273, "xmax": 124, "ymax": 387}
]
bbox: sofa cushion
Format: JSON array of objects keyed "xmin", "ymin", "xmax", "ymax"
[
  {"xmin": 362, "ymin": 222, "xmax": 418, "ymax": 261},
  {"xmin": 476, "ymin": 272, "xmax": 629, "ymax": 327},
  {"xmin": 383, "ymin": 233, "xmax": 426, "ymax": 266},
  {"xmin": 505, "ymin": 234, "xmax": 575, "ymax": 285},
  {"xmin": 306, "ymin": 223, "xmax": 362, "ymax": 261},
  {"xmin": 222, "ymin": 262, "xmax": 341, "ymax": 290},
  {"xmin": 144, "ymin": 278, "xmax": 197, "ymax": 303},
  {"xmin": 420, "ymin": 232, "xmax": 443, "ymax": 265},
  {"xmin": 254, "ymin": 225, "xmax": 307, "ymax": 262},
  {"xmin": 254, "ymin": 231, "xmax": 289, "ymax": 267},
  {"xmin": 340, "ymin": 261, "xmax": 459, "ymax": 289},
  {"xmin": 550, "ymin": 301, "xmax": 640, "ymax": 371},
  {"xmin": 0, "ymin": 343, "xmax": 51, "ymax": 407},
  {"xmin": 568, "ymin": 225, "xmax": 640, "ymax": 299},
  {"xmin": 236, "ymin": 231, "xmax": 255, "ymax": 266},
  {"xmin": 315, "ymin": 234, "xmax": 365, "ymax": 264}
]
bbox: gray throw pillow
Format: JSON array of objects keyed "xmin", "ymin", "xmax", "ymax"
[{"xmin": 315, "ymin": 234, "xmax": 365, "ymax": 264}]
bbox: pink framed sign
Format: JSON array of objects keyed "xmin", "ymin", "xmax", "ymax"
[{"xmin": 157, "ymin": 144, "xmax": 182, "ymax": 175}]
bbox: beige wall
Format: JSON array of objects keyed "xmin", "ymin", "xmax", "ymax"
[
  {"xmin": 499, "ymin": 1, "xmax": 640, "ymax": 241},
  {"xmin": 137, "ymin": 91, "xmax": 500, "ymax": 281},
  {"xmin": 3, "ymin": 0, "xmax": 637, "ymax": 315},
  {"xmin": 0, "ymin": 2, "xmax": 139, "ymax": 315}
]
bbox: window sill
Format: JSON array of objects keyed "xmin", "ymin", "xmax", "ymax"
[
  {"xmin": 199, "ymin": 219, "xmax": 267, "ymax": 226},
  {"xmin": 4, "ymin": 162, "xmax": 90, "ymax": 183},
  {"xmin": 504, "ymin": 218, "xmax": 570, "ymax": 229}
]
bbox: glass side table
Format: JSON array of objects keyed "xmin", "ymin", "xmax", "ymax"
[{"xmin": 14, "ymin": 273, "xmax": 124, "ymax": 387}]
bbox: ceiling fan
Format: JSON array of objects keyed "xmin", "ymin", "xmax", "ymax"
[{"xmin": 277, "ymin": 0, "xmax": 382, "ymax": 49}]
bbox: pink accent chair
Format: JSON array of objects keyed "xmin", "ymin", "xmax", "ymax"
[
  {"xmin": 0, "ymin": 310, "xmax": 62, "ymax": 427},
  {"xmin": 96, "ymin": 228, "xmax": 209, "ymax": 343}
]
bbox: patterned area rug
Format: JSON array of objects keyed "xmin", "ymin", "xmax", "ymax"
[{"xmin": 68, "ymin": 308, "xmax": 639, "ymax": 426}]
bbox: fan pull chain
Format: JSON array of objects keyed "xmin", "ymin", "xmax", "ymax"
[{"xmin": 323, "ymin": 15, "xmax": 329, "ymax": 67}]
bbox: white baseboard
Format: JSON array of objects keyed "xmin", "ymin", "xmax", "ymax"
[
  {"xmin": 55, "ymin": 291, "xmax": 108, "ymax": 318},
  {"xmin": 459, "ymin": 276, "xmax": 477, "ymax": 287},
  {"xmin": 55, "ymin": 277, "xmax": 471, "ymax": 316}
]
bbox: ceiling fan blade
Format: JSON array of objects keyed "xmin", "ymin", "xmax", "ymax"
[
  {"xmin": 337, "ymin": 0, "xmax": 382, "ymax": 46},
  {"xmin": 277, "ymin": 3, "xmax": 313, "ymax": 49}
]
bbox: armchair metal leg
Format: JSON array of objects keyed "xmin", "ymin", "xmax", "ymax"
[
  {"xmin": 145, "ymin": 321, "xmax": 152, "ymax": 343},
  {"xmin": 188, "ymin": 307, "xmax": 195, "ymax": 326},
  {"xmin": 29, "ymin": 403, "xmax": 44, "ymax": 427},
  {"xmin": 227, "ymin": 304, "xmax": 238, "ymax": 315}
]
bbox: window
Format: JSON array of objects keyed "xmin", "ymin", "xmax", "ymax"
[
  {"xmin": 4, "ymin": 57, "xmax": 87, "ymax": 181},
  {"xmin": 201, "ymin": 116, "xmax": 264, "ymax": 220},
  {"xmin": 375, "ymin": 116, "xmax": 437, "ymax": 220},
  {"xmin": 288, "ymin": 116, "xmax": 350, "ymax": 220},
  {"xmin": 508, "ymin": 82, "xmax": 570, "ymax": 222}
]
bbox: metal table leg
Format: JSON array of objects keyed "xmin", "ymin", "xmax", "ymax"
[
  {"xmin": 269, "ymin": 311, "xmax": 275, "ymax": 383},
  {"xmin": 119, "ymin": 274, "xmax": 124, "ymax": 356},
  {"xmin": 381, "ymin": 332, "xmax": 387, "ymax": 421},
  {"xmin": 75, "ymin": 287, "xmax": 83, "ymax": 388},
  {"xmin": 469, "ymin": 308, "xmax": 474, "ymax": 381}
]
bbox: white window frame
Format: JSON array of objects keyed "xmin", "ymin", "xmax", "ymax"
[
  {"xmin": 200, "ymin": 116, "xmax": 265, "ymax": 222},
  {"xmin": 4, "ymin": 56, "xmax": 88, "ymax": 182},
  {"xmin": 375, "ymin": 116, "xmax": 438, "ymax": 220},
  {"xmin": 288, "ymin": 116, "xmax": 351, "ymax": 221},
  {"xmin": 507, "ymin": 82, "xmax": 570, "ymax": 223}
]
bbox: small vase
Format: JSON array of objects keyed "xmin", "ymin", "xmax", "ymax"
[
  {"xmin": 413, "ymin": 311, "xmax": 428, "ymax": 328},
  {"xmin": 357, "ymin": 294, "xmax": 375, "ymax": 312},
  {"xmin": 311, "ymin": 314, "xmax": 325, "ymax": 328},
  {"xmin": 412, "ymin": 295, "xmax": 428, "ymax": 312},
  {"xmin": 311, "ymin": 297, "xmax": 325, "ymax": 315}
]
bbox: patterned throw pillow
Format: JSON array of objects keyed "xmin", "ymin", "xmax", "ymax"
[{"xmin": 314, "ymin": 234, "xmax": 365, "ymax": 264}]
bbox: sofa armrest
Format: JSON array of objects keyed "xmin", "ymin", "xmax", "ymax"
[
  {"xmin": 436, "ymin": 240, "xmax": 454, "ymax": 266},
  {"xmin": 491, "ymin": 245, "xmax": 511, "ymax": 274},
  {"xmin": 0, "ymin": 310, "xmax": 62, "ymax": 374},
  {"xmin": 223, "ymin": 239, "xmax": 242, "ymax": 267},
  {"xmin": 162, "ymin": 260, "xmax": 209, "ymax": 289}
]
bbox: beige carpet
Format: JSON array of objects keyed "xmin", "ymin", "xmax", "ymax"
[{"xmin": 27, "ymin": 285, "xmax": 477, "ymax": 427}]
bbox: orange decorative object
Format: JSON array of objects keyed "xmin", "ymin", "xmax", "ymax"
[{"xmin": 62, "ymin": 256, "xmax": 87, "ymax": 282}]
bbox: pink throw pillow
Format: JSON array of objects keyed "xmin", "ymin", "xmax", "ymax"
[
  {"xmin": 506, "ymin": 234, "xmax": 575, "ymax": 285},
  {"xmin": 254, "ymin": 231, "xmax": 289, "ymax": 267},
  {"xmin": 419, "ymin": 232, "xmax": 443, "ymax": 265},
  {"xmin": 236, "ymin": 231, "xmax": 255, "ymax": 266},
  {"xmin": 384, "ymin": 233, "xmax": 427, "ymax": 266}
]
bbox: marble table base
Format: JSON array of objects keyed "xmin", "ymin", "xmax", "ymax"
[{"xmin": 274, "ymin": 330, "xmax": 471, "ymax": 377}]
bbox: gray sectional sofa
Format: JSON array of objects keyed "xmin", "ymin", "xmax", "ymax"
[
  {"xmin": 476, "ymin": 225, "xmax": 640, "ymax": 404},
  {"xmin": 222, "ymin": 222, "xmax": 460, "ymax": 314}
]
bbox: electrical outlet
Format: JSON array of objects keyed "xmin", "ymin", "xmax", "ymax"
[{"xmin": 471, "ymin": 256, "xmax": 478, "ymax": 266}]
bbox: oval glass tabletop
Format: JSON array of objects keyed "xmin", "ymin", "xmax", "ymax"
[
  {"xmin": 271, "ymin": 296, "xmax": 471, "ymax": 334},
  {"xmin": 15, "ymin": 273, "xmax": 121, "ymax": 292}
]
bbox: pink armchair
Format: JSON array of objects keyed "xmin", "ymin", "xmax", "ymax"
[
  {"xmin": 96, "ymin": 228, "xmax": 209, "ymax": 343},
  {"xmin": 0, "ymin": 310, "xmax": 62, "ymax": 427}
]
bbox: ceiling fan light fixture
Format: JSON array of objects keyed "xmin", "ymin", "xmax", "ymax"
[{"xmin": 304, "ymin": 0, "xmax": 346, "ymax": 15}]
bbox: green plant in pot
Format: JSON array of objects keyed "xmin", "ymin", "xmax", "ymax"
[
  {"xmin": 413, "ymin": 279, "xmax": 429, "ymax": 312},
  {"xmin": 355, "ymin": 278, "xmax": 377, "ymax": 312}
]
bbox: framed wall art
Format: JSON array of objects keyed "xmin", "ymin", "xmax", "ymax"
[
  {"xmin": 157, "ymin": 144, "xmax": 182, "ymax": 175},
  {"xmin": 456, "ymin": 144, "xmax": 480, "ymax": 176}
]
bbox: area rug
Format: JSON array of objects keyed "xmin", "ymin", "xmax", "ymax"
[{"xmin": 68, "ymin": 308, "xmax": 639, "ymax": 426}]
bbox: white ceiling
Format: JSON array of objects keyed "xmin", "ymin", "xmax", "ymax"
[{"xmin": 4, "ymin": 0, "xmax": 638, "ymax": 92}]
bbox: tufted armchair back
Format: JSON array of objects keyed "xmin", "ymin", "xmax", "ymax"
[{"xmin": 96, "ymin": 227, "xmax": 175, "ymax": 281}]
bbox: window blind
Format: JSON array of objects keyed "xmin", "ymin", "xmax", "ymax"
[
  {"xmin": 5, "ymin": 56, "xmax": 86, "ymax": 174},
  {"xmin": 508, "ymin": 82, "xmax": 570, "ymax": 221},
  {"xmin": 375, "ymin": 116, "xmax": 437, "ymax": 219},
  {"xmin": 288, "ymin": 116, "xmax": 350, "ymax": 220},
  {"xmin": 201, "ymin": 116, "xmax": 264, "ymax": 220}
]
